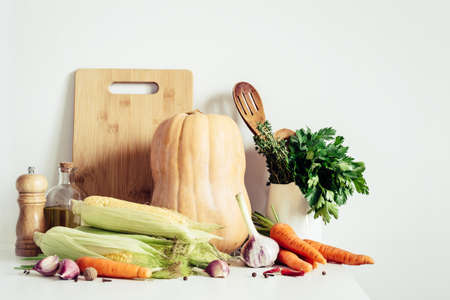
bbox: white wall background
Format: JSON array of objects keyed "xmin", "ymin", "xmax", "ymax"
[{"xmin": 2, "ymin": 0, "xmax": 450, "ymax": 299}]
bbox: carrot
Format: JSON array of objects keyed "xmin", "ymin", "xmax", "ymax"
[
  {"xmin": 270, "ymin": 223, "xmax": 326, "ymax": 264},
  {"xmin": 76, "ymin": 257, "xmax": 152, "ymax": 279},
  {"xmin": 304, "ymin": 239, "xmax": 374, "ymax": 265},
  {"xmin": 298, "ymin": 255, "xmax": 318, "ymax": 269},
  {"xmin": 277, "ymin": 249, "xmax": 313, "ymax": 273}
]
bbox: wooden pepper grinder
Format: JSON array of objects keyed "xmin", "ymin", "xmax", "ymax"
[{"xmin": 15, "ymin": 166, "xmax": 48, "ymax": 256}]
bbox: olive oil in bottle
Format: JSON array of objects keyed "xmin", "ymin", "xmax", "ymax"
[
  {"xmin": 44, "ymin": 206, "xmax": 79, "ymax": 229},
  {"xmin": 44, "ymin": 162, "xmax": 85, "ymax": 230}
]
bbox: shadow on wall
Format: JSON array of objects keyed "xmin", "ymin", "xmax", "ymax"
[
  {"xmin": 45, "ymin": 72, "xmax": 75, "ymax": 186},
  {"xmin": 203, "ymin": 92, "xmax": 269, "ymax": 212},
  {"xmin": 58, "ymin": 72, "xmax": 75, "ymax": 161},
  {"xmin": 244, "ymin": 148, "xmax": 269, "ymax": 213},
  {"xmin": 201, "ymin": 93, "xmax": 240, "ymax": 123}
]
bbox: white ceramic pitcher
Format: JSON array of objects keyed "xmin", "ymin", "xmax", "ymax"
[{"xmin": 266, "ymin": 182, "xmax": 322, "ymax": 241}]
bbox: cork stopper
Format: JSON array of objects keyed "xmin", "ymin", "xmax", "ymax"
[{"xmin": 60, "ymin": 162, "xmax": 74, "ymax": 172}]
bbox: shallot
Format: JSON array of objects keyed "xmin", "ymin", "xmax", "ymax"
[
  {"xmin": 33, "ymin": 255, "xmax": 60, "ymax": 276},
  {"xmin": 58, "ymin": 258, "xmax": 80, "ymax": 280},
  {"xmin": 205, "ymin": 260, "xmax": 230, "ymax": 278}
]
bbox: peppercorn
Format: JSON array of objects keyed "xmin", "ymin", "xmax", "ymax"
[
  {"xmin": 322, "ymin": 271, "xmax": 326, "ymax": 275},
  {"xmin": 83, "ymin": 267, "xmax": 98, "ymax": 281},
  {"xmin": 183, "ymin": 276, "xmax": 188, "ymax": 281},
  {"xmin": 251, "ymin": 272, "xmax": 257, "ymax": 278}
]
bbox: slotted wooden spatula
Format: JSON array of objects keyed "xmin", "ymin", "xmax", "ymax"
[
  {"xmin": 232, "ymin": 81, "xmax": 295, "ymax": 140},
  {"xmin": 233, "ymin": 82, "xmax": 265, "ymax": 136}
]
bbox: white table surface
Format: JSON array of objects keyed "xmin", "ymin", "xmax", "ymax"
[{"xmin": 0, "ymin": 244, "xmax": 370, "ymax": 300}]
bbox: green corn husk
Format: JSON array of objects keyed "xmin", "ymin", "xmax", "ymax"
[
  {"xmin": 34, "ymin": 227, "xmax": 167, "ymax": 269},
  {"xmin": 76, "ymin": 226, "xmax": 230, "ymax": 269},
  {"xmin": 80, "ymin": 196, "xmax": 221, "ymax": 233},
  {"xmin": 72, "ymin": 200, "xmax": 221, "ymax": 242},
  {"xmin": 76, "ymin": 226, "xmax": 173, "ymax": 248},
  {"xmin": 33, "ymin": 226, "xmax": 229, "ymax": 279}
]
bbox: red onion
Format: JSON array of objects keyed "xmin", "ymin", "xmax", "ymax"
[
  {"xmin": 205, "ymin": 260, "xmax": 230, "ymax": 278},
  {"xmin": 33, "ymin": 255, "xmax": 60, "ymax": 276},
  {"xmin": 58, "ymin": 258, "xmax": 80, "ymax": 280}
]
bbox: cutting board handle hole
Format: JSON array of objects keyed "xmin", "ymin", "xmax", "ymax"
[{"xmin": 109, "ymin": 82, "xmax": 159, "ymax": 94}]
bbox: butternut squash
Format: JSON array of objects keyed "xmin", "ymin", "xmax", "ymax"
[{"xmin": 150, "ymin": 111, "xmax": 251, "ymax": 253}]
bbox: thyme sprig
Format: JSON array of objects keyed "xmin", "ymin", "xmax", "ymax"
[{"xmin": 254, "ymin": 121, "xmax": 294, "ymax": 184}]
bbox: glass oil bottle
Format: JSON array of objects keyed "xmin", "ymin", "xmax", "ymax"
[{"xmin": 44, "ymin": 162, "xmax": 86, "ymax": 230}]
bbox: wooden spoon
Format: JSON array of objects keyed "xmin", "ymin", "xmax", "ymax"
[
  {"xmin": 274, "ymin": 128, "xmax": 295, "ymax": 141},
  {"xmin": 233, "ymin": 82, "xmax": 295, "ymax": 141},
  {"xmin": 232, "ymin": 82, "xmax": 266, "ymax": 136}
]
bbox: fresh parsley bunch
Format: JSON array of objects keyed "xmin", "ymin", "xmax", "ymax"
[
  {"xmin": 288, "ymin": 127, "xmax": 369, "ymax": 223},
  {"xmin": 254, "ymin": 121, "xmax": 369, "ymax": 224}
]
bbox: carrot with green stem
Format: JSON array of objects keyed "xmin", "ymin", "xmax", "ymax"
[
  {"xmin": 252, "ymin": 209, "xmax": 326, "ymax": 264},
  {"xmin": 76, "ymin": 257, "xmax": 152, "ymax": 279},
  {"xmin": 304, "ymin": 240, "xmax": 374, "ymax": 265},
  {"xmin": 277, "ymin": 249, "xmax": 313, "ymax": 273}
]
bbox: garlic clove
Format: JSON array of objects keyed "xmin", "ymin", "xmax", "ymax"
[
  {"xmin": 58, "ymin": 258, "xmax": 80, "ymax": 280},
  {"xmin": 205, "ymin": 260, "xmax": 230, "ymax": 278},
  {"xmin": 33, "ymin": 255, "xmax": 60, "ymax": 276}
]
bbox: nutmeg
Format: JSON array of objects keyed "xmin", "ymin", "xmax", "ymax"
[{"xmin": 83, "ymin": 267, "xmax": 97, "ymax": 281}]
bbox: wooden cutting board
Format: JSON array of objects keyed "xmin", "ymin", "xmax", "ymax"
[{"xmin": 73, "ymin": 69, "xmax": 193, "ymax": 204}]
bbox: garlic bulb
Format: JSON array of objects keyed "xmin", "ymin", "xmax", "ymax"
[{"xmin": 235, "ymin": 193, "xmax": 279, "ymax": 267}]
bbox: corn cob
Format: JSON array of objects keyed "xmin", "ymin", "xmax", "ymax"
[
  {"xmin": 72, "ymin": 197, "xmax": 222, "ymax": 242},
  {"xmin": 76, "ymin": 226, "xmax": 230, "ymax": 267},
  {"xmin": 82, "ymin": 196, "xmax": 221, "ymax": 231},
  {"xmin": 83, "ymin": 196, "xmax": 188, "ymax": 225}
]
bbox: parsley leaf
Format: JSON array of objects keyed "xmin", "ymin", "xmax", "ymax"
[{"xmin": 288, "ymin": 126, "xmax": 369, "ymax": 223}]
